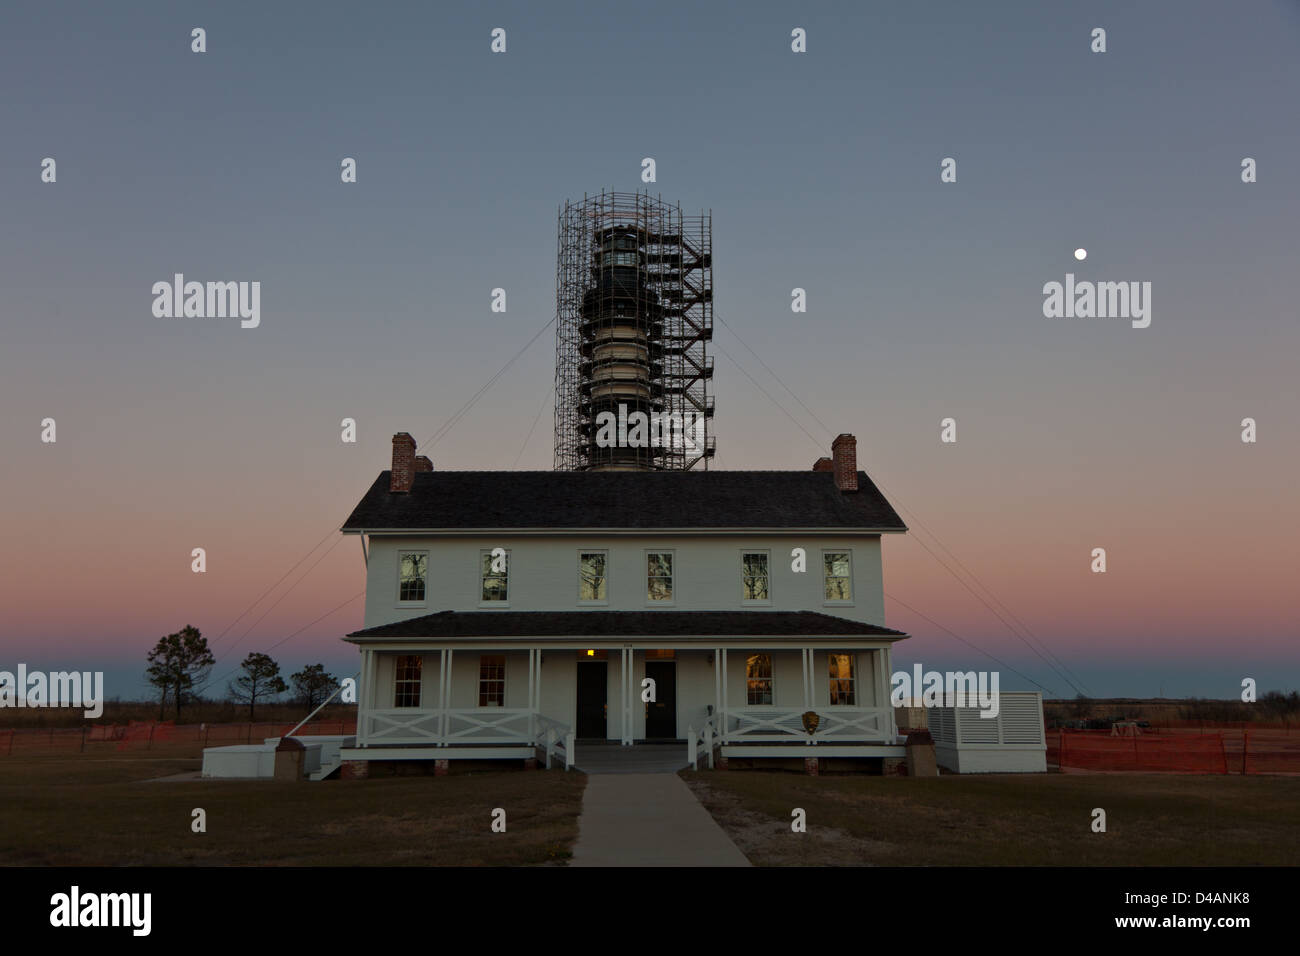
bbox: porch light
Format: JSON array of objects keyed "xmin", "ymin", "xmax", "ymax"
[{"xmin": 586, "ymin": 649, "xmax": 595, "ymax": 657}]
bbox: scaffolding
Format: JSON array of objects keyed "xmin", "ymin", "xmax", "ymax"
[{"xmin": 554, "ymin": 190, "xmax": 715, "ymax": 471}]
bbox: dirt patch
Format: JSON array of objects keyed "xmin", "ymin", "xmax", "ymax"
[{"xmin": 684, "ymin": 777, "xmax": 895, "ymax": 865}]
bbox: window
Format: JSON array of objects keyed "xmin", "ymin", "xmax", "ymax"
[
  {"xmin": 746, "ymin": 654, "xmax": 774, "ymax": 705},
  {"xmin": 481, "ymin": 550, "xmax": 508, "ymax": 603},
  {"xmin": 478, "ymin": 655, "xmax": 505, "ymax": 707},
  {"xmin": 394, "ymin": 655, "xmax": 422, "ymax": 708},
  {"xmin": 398, "ymin": 552, "xmax": 427, "ymax": 603},
  {"xmin": 647, "ymin": 552, "xmax": 674, "ymax": 602},
  {"xmin": 829, "ymin": 653, "xmax": 856, "ymax": 705},
  {"xmin": 741, "ymin": 551, "xmax": 770, "ymax": 602},
  {"xmin": 579, "ymin": 551, "xmax": 608, "ymax": 603},
  {"xmin": 823, "ymin": 551, "xmax": 852, "ymax": 602}
]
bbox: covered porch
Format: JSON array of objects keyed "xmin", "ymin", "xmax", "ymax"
[{"xmin": 339, "ymin": 610, "xmax": 909, "ymax": 771}]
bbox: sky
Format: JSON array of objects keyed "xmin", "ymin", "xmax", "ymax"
[{"xmin": 1, "ymin": 0, "xmax": 1297, "ymax": 704}]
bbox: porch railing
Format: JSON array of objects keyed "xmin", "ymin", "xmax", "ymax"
[
  {"xmin": 365, "ymin": 708, "xmax": 532, "ymax": 746},
  {"xmin": 722, "ymin": 707, "xmax": 892, "ymax": 744},
  {"xmin": 534, "ymin": 714, "xmax": 575, "ymax": 770},
  {"xmin": 363, "ymin": 708, "xmax": 574, "ymax": 765},
  {"xmin": 687, "ymin": 716, "xmax": 718, "ymax": 770}
]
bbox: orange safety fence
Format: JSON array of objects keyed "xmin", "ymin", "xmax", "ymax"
[
  {"xmin": 1048, "ymin": 729, "xmax": 1300, "ymax": 774},
  {"xmin": 0, "ymin": 720, "xmax": 356, "ymax": 756}
]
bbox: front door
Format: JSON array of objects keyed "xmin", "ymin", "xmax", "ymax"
[
  {"xmin": 576, "ymin": 661, "xmax": 607, "ymax": 739},
  {"xmin": 644, "ymin": 660, "xmax": 677, "ymax": 739}
]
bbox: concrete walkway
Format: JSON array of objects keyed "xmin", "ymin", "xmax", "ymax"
[{"xmin": 571, "ymin": 772, "xmax": 751, "ymax": 867}]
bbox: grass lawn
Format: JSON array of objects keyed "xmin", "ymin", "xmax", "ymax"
[
  {"xmin": 1, "ymin": 755, "xmax": 586, "ymax": 866},
  {"xmin": 681, "ymin": 770, "xmax": 1300, "ymax": 866}
]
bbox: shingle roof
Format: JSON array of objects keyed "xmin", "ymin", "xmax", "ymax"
[
  {"xmin": 341, "ymin": 471, "xmax": 906, "ymax": 531},
  {"xmin": 345, "ymin": 609, "xmax": 907, "ymax": 641}
]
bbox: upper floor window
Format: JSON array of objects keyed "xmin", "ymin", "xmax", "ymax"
[
  {"xmin": 579, "ymin": 551, "xmax": 608, "ymax": 603},
  {"xmin": 398, "ymin": 552, "xmax": 428, "ymax": 603},
  {"xmin": 647, "ymin": 551, "xmax": 674, "ymax": 602},
  {"xmin": 481, "ymin": 550, "xmax": 509, "ymax": 603},
  {"xmin": 823, "ymin": 551, "xmax": 853, "ymax": 602},
  {"xmin": 746, "ymin": 654, "xmax": 774, "ymax": 705},
  {"xmin": 742, "ymin": 551, "xmax": 770, "ymax": 602},
  {"xmin": 829, "ymin": 653, "xmax": 856, "ymax": 705},
  {"xmin": 394, "ymin": 655, "xmax": 422, "ymax": 708},
  {"xmin": 479, "ymin": 655, "xmax": 505, "ymax": 707}
]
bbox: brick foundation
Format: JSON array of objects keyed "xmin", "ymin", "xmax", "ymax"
[
  {"xmin": 523, "ymin": 757, "xmax": 538, "ymax": 770},
  {"xmin": 804, "ymin": 757, "xmax": 820, "ymax": 776},
  {"xmin": 434, "ymin": 759, "xmax": 450, "ymax": 776},
  {"xmin": 341, "ymin": 759, "xmax": 369, "ymax": 780},
  {"xmin": 882, "ymin": 756, "xmax": 907, "ymax": 776}
]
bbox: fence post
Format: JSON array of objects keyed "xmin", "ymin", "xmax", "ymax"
[
  {"xmin": 147, "ymin": 724, "xmax": 155, "ymax": 750},
  {"xmin": 1241, "ymin": 730, "xmax": 1248, "ymax": 775}
]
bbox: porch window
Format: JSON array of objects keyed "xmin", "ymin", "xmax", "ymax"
[
  {"xmin": 741, "ymin": 551, "xmax": 770, "ymax": 602},
  {"xmin": 398, "ymin": 552, "xmax": 427, "ymax": 603},
  {"xmin": 478, "ymin": 655, "xmax": 505, "ymax": 707},
  {"xmin": 647, "ymin": 551, "xmax": 674, "ymax": 602},
  {"xmin": 823, "ymin": 551, "xmax": 853, "ymax": 602},
  {"xmin": 481, "ymin": 550, "xmax": 508, "ymax": 603},
  {"xmin": 394, "ymin": 655, "xmax": 422, "ymax": 708},
  {"xmin": 746, "ymin": 654, "xmax": 774, "ymax": 705},
  {"xmin": 829, "ymin": 653, "xmax": 856, "ymax": 705},
  {"xmin": 579, "ymin": 551, "xmax": 608, "ymax": 602}
]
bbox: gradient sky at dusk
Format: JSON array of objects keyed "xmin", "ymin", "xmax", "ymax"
[{"xmin": 2, "ymin": 1, "xmax": 1297, "ymax": 702}]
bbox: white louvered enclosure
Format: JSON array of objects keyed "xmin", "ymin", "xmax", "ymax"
[{"xmin": 928, "ymin": 691, "xmax": 1046, "ymax": 773}]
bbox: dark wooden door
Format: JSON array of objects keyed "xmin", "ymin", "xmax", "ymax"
[
  {"xmin": 644, "ymin": 661, "xmax": 677, "ymax": 739},
  {"xmin": 576, "ymin": 661, "xmax": 607, "ymax": 739}
]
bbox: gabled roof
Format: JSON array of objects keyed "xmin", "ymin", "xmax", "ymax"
[
  {"xmin": 341, "ymin": 470, "xmax": 906, "ymax": 532},
  {"xmin": 345, "ymin": 609, "xmax": 908, "ymax": 642}
]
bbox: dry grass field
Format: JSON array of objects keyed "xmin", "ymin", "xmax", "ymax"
[
  {"xmin": 681, "ymin": 770, "xmax": 1300, "ymax": 866},
  {"xmin": 0, "ymin": 755, "xmax": 586, "ymax": 866}
]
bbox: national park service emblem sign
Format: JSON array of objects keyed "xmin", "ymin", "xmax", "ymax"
[{"xmin": 801, "ymin": 710, "xmax": 820, "ymax": 736}]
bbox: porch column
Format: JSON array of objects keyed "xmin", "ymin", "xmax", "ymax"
[
  {"xmin": 365, "ymin": 649, "xmax": 380, "ymax": 747},
  {"xmin": 713, "ymin": 647, "xmax": 722, "ymax": 737},
  {"xmin": 356, "ymin": 648, "xmax": 370, "ymax": 747},
  {"xmin": 879, "ymin": 647, "xmax": 895, "ymax": 738},
  {"xmin": 801, "ymin": 647, "xmax": 811, "ymax": 709},
  {"xmin": 441, "ymin": 648, "xmax": 453, "ymax": 747},
  {"xmin": 622, "ymin": 647, "xmax": 633, "ymax": 746},
  {"xmin": 720, "ymin": 648, "xmax": 729, "ymax": 743},
  {"xmin": 527, "ymin": 648, "xmax": 539, "ymax": 738}
]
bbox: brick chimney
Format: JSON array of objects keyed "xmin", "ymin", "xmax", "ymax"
[
  {"xmin": 414, "ymin": 455, "xmax": 433, "ymax": 473},
  {"xmin": 813, "ymin": 457, "xmax": 833, "ymax": 473},
  {"xmin": 390, "ymin": 432, "xmax": 417, "ymax": 493},
  {"xmin": 831, "ymin": 433, "xmax": 858, "ymax": 492}
]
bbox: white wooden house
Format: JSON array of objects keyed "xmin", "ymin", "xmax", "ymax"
[{"xmin": 336, "ymin": 432, "xmax": 910, "ymax": 774}]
